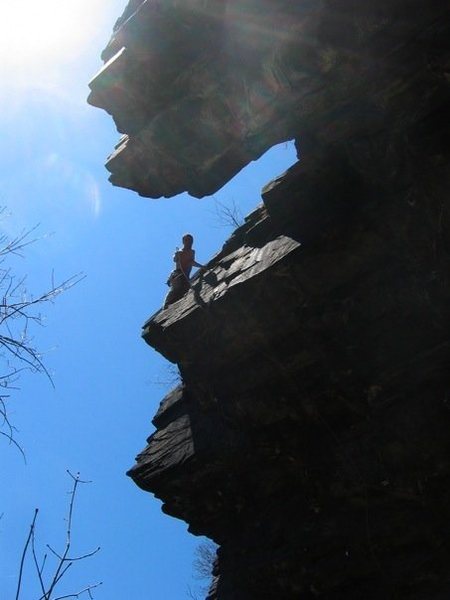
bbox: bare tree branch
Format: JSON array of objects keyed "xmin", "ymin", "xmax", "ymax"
[
  {"xmin": 193, "ymin": 540, "xmax": 218, "ymax": 581},
  {"xmin": 0, "ymin": 428, "xmax": 26, "ymax": 460},
  {"xmin": 0, "ymin": 210, "xmax": 84, "ymax": 453},
  {"xmin": 16, "ymin": 472, "xmax": 101, "ymax": 600},
  {"xmin": 46, "ymin": 545, "xmax": 101, "ymax": 563},
  {"xmin": 210, "ymin": 198, "xmax": 244, "ymax": 229},
  {"xmin": 43, "ymin": 472, "xmax": 99, "ymax": 600},
  {"xmin": 32, "ymin": 530, "xmax": 47, "ymax": 598},
  {"xmin": 190, "ymin": 539, "xmax": 218, "ymax": 597},
  {"xmin": 15, "ymin": 508, "xmax": 39, "ymax": 600},
  {"xmin": 186, "ymin": 585, "xmax": 201, "ymax": 600},
  {"xmin": 51, "ymin": 582, "xmax": 102, "ymax": 600}
]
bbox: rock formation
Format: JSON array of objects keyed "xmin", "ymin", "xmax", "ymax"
[{"xmin": 90, "ymin": 1, "xmax": 450, "ymax": 597}]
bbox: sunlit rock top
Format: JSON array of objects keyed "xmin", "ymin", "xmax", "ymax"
[
  {"xmin": 88, "ymin": 0, "xmax": 320, "ymax": 197},
  {"xmin": 89, "ymin": 0, "xmax": 450, "ymax": 199}
]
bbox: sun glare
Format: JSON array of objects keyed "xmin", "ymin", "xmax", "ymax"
[{"xmin": 0, "ymin": 0, "xmax": 103, "ymax": 79}]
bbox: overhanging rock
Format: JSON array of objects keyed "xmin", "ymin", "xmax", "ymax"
[
  {"xmin": 89, "ymin": 0, "xmax": 449, "ymax": 199},
  {"xmin": 88, "ymin": 0, "xmax": 322, "ymax": 197}
]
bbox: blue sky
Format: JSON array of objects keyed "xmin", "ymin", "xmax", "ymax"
[{"xmin": 0, "ymin": 2, "xmax": 296, "ymax": 598}]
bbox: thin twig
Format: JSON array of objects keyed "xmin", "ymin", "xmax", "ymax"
[
  {"xmin": 15, "ymin": 508, "xmax": 39, "ymax": 600},
  {"xmin": 46, "ymin": 545, "xmax": 101, "ymax": 562},
  {"xmin": 52, "ymin": 582, "xmax": 102, "ymax": 600},
  {"xmin": 0, "ymin": 430, "xmax": 26, "ymax": 461},
  {"xmin": 43, "ymin": 476, "xmax": 79, "ymax": 599},
  {"xmin": 210, "ymin": 197, "xmax": 244, "ymax": 229},
  {"xmin": 43, "ymin": 471, "xmax": 97, "ymax": 600},
  {"xmin": 32, "ymin": 529, "xmax": 47, "ymax": 598}
]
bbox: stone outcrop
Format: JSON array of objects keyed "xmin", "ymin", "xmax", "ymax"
[
  {"xmin": 90, "ymin": 1, "xmax": 450, "ymax": 598},
  {"xmin": 88, "ymin": 0, "xmax": 309, "ymax": 198},
  {"xmin": 89, "ymin": 0, "xmax": 449, "ymax": 199}
]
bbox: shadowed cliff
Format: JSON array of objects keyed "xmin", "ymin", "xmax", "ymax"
[{"xmin": 89, "ymin": 1, "xmax": 450, "ymax": 597}]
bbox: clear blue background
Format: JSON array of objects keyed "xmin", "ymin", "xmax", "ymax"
[{"xmin": 0, "ymin": 2, "xmax": 296, "ymax": 598}]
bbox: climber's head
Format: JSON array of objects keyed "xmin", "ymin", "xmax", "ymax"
[{"xmin": 182, "ymin": 233, "xmax": 194, "ymax": 248}]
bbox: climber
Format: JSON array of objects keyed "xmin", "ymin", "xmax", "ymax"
[{"xmin": 163, "ymin": 233, "xmax": 205, "ymax": 308}]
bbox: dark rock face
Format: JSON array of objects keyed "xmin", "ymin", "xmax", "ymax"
[
  {"xmin": 88, "ymin": 0, "xmax": 318, "ymax": 198},
  {"xmin": 90, "ymin": 1, "xmax": 450, "ymax": 598},
  {"xmin": 131, "ymin": 148, "xmax": 450, "ymax": 598},
  {"xmin": 88, "ymin": 0, "xmax": 449, "ymax": 199}
]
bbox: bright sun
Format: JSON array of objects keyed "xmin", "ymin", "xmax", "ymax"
[{"xmin": 0, "ymin": 0, "xmax": 102, "ymax": 75}]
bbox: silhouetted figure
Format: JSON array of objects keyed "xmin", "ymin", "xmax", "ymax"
[{"xmin": 163, "ymin": 234, "xmax": 204, "ymax": 309}]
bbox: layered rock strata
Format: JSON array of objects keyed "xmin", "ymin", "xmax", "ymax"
[
  {"xmin": 130, "ymin": 144, "xmax": 450, "ymax": 598},
  {"xmin": 89, "ymin": 0, "xmax": 450, "ymax": 199},
  {"xmin": 89, "ymin": 0, "xmax": 450, "ymax": 598}
]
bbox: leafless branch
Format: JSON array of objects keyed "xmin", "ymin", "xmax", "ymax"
[
  {"xmin": 43, "ymin": 472, "xmax": 99, "ymax": 600},
  {"xmin": 15, "ymin": 508, "xmax": 39, "ymax": 600},
  {"xmin": 189, "ymin": 539, "xmax": 218, "ymax": 597},
  {"xmin": 51, "ymin": 582, "xmax": 102, "ymax": 600},
  {"xmin": 186, "ymin": 585, "xmax": 201, "ymax": 600},
  {"xmin": 210, "ymin": 198, "xmax": 244, "ymax": 229},
  {"xmin": 193, "ymin": 540, "xmax": 218, "ymax": 581},
  {"xmin": 46, "ymin": 545, "xmax": 101, "ymax": 563},
  {"xmin": 0, "ymin": 428, "xmax": 26, "ymax": 459},
  {"xmin": 0, "ymin": 210, "xmax": 84, "ymax": 452},
  {"xmin": 32, "ymin": 530, "xmax": 47, "ymax": 598},
  {"xmin": 148, "ymin": 363, "xmax": 182, "ymax": 388},
  {"xmin": 0, "ymin": 224, "xmax": 41, "ymax": 259},
  {"xmin": 16, "ymin": 472, "xmax": 101, "ymax": 600}
]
